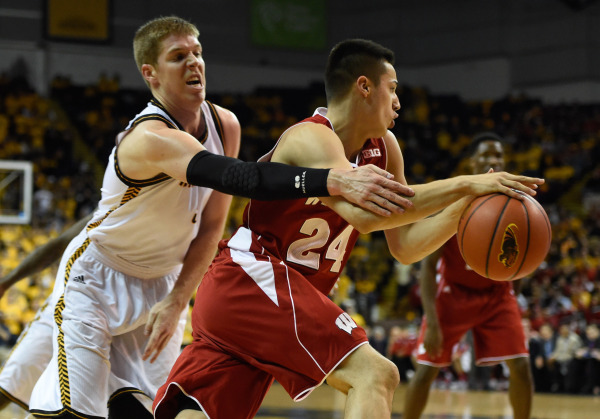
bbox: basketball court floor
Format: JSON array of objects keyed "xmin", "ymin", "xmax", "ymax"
[{"xmin": 0, "ymin": 383, "xmax": 597, "ymax": 418}]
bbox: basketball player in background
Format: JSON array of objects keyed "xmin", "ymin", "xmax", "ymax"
[
  {"xmin": 0, "ymin": 215, "xmax": 90, "ymax": 411},
  {"xmin": 153, "ymin": 40, "xmax": 543, "ymax": 419},
  {"xmin": 22, "ymin": 16, "xmax": 419, "ymax": 419},
  {"xmin": 403, "ymin": 132, "xmax": 534, "ymax": 419}
]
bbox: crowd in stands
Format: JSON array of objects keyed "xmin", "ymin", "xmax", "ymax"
[{"xmin": 1, "ymin": 67, "xmax": 600, "ymax": 395}]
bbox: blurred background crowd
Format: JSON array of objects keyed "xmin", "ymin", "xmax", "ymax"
[{"xmin": 1, "ymin": 66, "xmax": 599, "ymax": 396}]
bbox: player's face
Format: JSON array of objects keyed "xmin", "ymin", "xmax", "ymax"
[
  {"xmin": 371, "ymin": 62, "xmax": 400, "ymax": 135},
  {"xmin": 471, "ymin": 140, "xmax": 504, "ymax": 174},
  {"xmin": 154, "ymin": 34, "xmax": 206, "ymax": 104}
]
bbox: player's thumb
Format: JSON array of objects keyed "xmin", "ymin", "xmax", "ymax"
[{"xmin": 144, "ymin": 311, "xmax": 156, "ymax": 336}]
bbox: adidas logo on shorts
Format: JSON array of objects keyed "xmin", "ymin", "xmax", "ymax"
[{"xmin": 72, "ymin": 275, "xmax": 86, "ymax": 284}]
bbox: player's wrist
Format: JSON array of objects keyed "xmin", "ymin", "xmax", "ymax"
[
  {"xmin": 326, "ymin": 168, "xmax": 344, "ymax": 196},
  {"xmin": 165, "ymin": 289, "xmax": 191, "ymax": 311},
  {"xmin": 455, "ymin": 175, "xmax": 474, "ymax": 195}
]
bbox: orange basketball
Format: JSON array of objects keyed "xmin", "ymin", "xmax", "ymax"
[{"xmin": 457, "ymin": 192, "xmax": 552, "ymax": 281}]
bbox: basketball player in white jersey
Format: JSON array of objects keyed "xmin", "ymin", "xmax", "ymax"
[{"xmin": 21, "ymin": 16, "xmax": 417, "ymax": 419}]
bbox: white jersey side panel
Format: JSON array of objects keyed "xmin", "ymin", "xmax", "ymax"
[{"xmin": 87, "ymin": 100, "xmax": 224, "ymax": 278}]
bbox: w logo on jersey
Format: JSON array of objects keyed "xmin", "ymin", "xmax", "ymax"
[{"xmin": 335, "ymin": 313, "xmax": 357, "ymax": 335}]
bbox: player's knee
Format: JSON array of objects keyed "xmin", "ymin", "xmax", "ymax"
[
  {"xmin": 507, "ymin": 357, "xmax": 532, "ymax": 381},
  {"xmin": 365, "ymin": 356, "xmax": 400, "ymax": 392},
  {"xmin": 107, "ymin": 391, "xmax": 153, "ymax": 419}
]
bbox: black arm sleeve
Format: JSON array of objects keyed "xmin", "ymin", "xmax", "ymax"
[{"xmin": 186, "ymin": 151, "xmax": 331, "ymax": 200}]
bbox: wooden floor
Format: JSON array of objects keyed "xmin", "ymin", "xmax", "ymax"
[{"xmin": 1, "ymin": 383, "xmax": 597, "ymax": 418}]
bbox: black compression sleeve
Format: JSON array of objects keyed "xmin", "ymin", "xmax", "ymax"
[{"xmin": 186, "ymin": 151, "xmax": 331, "ymax": 200}]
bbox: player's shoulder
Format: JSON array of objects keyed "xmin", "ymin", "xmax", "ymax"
[
  {"xmin": 207, "ymin": 101, "xmax": 241, "ymax": 155},
  {"xmin": 209, "ymin": 102, "xmax": 240, "ymax": 127},
  {"xmin": 285, "ymin": 119, "xmax": 336, "ymax": 140},
  {"xmin": 280, "ymin": 121, "xmax": 340, "ymax": 155},
  {"xmin": 127, "ymin": 117, "xmax": 173, "ymax": 137},
  {"xmin": 382, "ymin": 129, "xmax": 400, "ymax": 148}
]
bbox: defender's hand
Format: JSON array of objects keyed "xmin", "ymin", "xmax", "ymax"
[
  {"xmin": 328, "ymin": 165, "xmax": 414, "ymax": 216},
  {"xmin": 143, "ymin": 296, "xmax": 185, "ymax": 363}
]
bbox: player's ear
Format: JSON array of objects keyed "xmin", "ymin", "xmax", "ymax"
[
  {"xmin": 357, "ymin": 76, "xmax": 370, "ymax": 97},
  {"xmin": 141, "ymin": 64, "xmax": 157, "ymax": 86}
]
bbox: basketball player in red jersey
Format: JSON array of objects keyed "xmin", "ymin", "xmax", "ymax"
[
  {"xmin": 403, "ymin": 132, "xmax": 534, "ymax": 419},
  {"xmin": 153, "ymin": 42, "xmax": 543, "ymax": 419}
]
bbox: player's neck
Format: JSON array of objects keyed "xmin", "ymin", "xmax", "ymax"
[
  {"xmin": 326, "ymin": 103, "xmax": 373, "ymax": 160},
  {"xmin": 154, "ymin": 93, "xmax": 205, "ymax": 135}
]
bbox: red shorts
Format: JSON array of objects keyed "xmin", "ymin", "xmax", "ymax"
[
  {"xmin": 153, "ymin": 249, "xmax": 368, "ymax": 419},
  {"xmin": 416, "ymin": 283, "xmax": 528, "ymax": 367}
]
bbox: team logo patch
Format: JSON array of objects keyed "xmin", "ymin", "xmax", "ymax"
[
  {"xmin": 335, "ymin": 313, "xmax": 357, "ymax": 335},
  {"xmin": 362, "ymin": 149, "xmax": 381, "ymax": 159},
  {"xmin": 498, "ymin": 223, "xmax": 519, "ymax": 268}
]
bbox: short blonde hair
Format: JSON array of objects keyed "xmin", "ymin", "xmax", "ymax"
[{"xmin": 133, "ymin": 16, "xmax": 199, "ymax": 75}]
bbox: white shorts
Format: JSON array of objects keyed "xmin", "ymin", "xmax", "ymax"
[{"xmin": 29, "ymin": 241, "xmax": 186, "ymax": 418}]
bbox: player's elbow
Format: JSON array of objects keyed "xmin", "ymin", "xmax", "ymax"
[
  {"xmin": 351, "ymin": 219, "xmax": 381, "ymax": 235},
  {"xmin": 389, "ymin": 244, "xmax": 420, "ymax": 266}
]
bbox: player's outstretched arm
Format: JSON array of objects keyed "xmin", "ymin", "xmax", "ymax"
[
  {"xmin": 186, "ymin": 151, "xmax": 414, "ymax": 215},
  {"xmin": 128, "ymin": 124, "xmax": 414, "ymax": 216},
  {"xmin": 0, "ymin": 214, "xmax": 92, "ymax": 299}
]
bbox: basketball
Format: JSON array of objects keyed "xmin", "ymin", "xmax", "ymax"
[{"xmin": 457, "ymin": 192, "xmax": 552, "ymax": 281}]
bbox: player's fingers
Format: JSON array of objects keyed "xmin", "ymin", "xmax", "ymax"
[
  {"xmin": 502, "ymin": 183, "xmax": 537, "ymax": 199},
  {"xmin": 363, "ymin": 164, "xmax": 394, "ymax": 180},
  {"xmin": 375, "ymin": 189, "xmax": 413, "ymax": 212},
  {"xmin": 143, "ymin": 336, "xmax": 156, "ymax": 361},
  {"xmin": 361, "ymin": 200, "xmax": 391, "ymax": 217},
  {"xmin": 507, "ymin": 174, "xmax": 545, "ymax": 187},
  {"xmin": 377, "ymin": 177, "xmax": 415, "ymax": 197},
  {"xmin": 150, "ymin": 333, "xmax": 170, "ymax": 363},
  {"xmin": 143, "ymin": 325, "xmax": 165, "ymax": 361}
]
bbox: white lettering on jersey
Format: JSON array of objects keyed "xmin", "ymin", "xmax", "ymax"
[
  {"xmin": 335, "ymin": 312, "xmax": 357, "ymax": 335},
  {"xmin": 362, "ymin": 149, "xmax": 381, "ymax": 159}
]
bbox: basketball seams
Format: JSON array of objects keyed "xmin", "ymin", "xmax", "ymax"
[
  {"xmin": 523, "ymin": 194, "xmax": 552, "ymax": 248},
  {"xmin": 510, "ymin": 199, "xmax": 531, "ymax": 281},
  {"xmin": 458, "ymin": 194, "xmax": 499, "ymax": 260},
  {"xmin": 485, "ymin": 194, "xmax": 511, "ymax": 278}
]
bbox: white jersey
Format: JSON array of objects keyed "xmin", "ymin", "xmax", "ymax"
[{"xmin": 87, "ymin": 99, "xmax": 225, "ymax": 279}]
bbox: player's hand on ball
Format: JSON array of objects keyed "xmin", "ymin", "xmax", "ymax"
[{"xmin": 466, "ymin": 171, "xmax": 544, "ymax": 200}]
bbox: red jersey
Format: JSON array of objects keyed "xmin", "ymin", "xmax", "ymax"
[
  {"xmin": 154, "ymin": 109, "xmax": 383, "ymax": 417},
  {"xmin": 439, "ymin": 235, "xmax": 512, "ymax": 292},
  {"xmin": 226, "ymin": 109, "xmax": 387, "ymax": 295}
]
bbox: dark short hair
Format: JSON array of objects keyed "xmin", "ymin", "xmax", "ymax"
[
  {"xmin": 324, "ymin": 39, "xmax": 395, "ymax": 103},
  {"xmin": 465, "ymin": 131, "xmax": 505, "ymax": 158}
]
